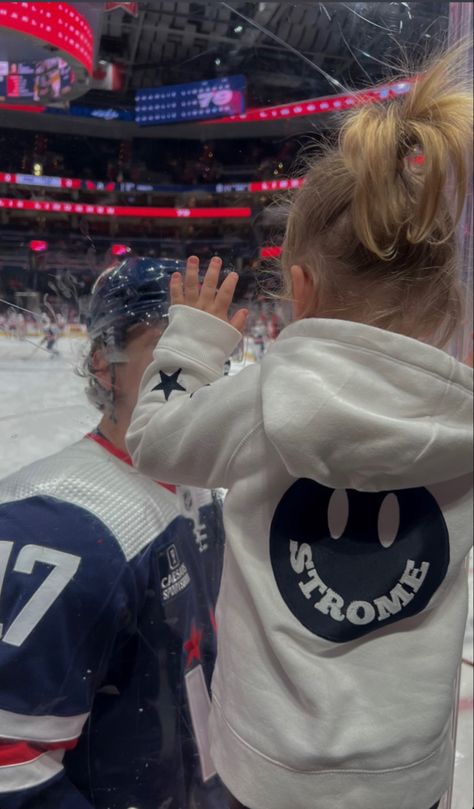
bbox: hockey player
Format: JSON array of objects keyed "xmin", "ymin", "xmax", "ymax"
[
  {"xmin": 250, "ymin": 319, "xmax": 266, "ymax": 361},
  {"xmin": 39, "ymin": 314, "xmax": 60, "ymax": 356},
  {"xmin": 6, "ymin": 309, "xmax": 17, "ymax": 338},
  {"xmin": 15, "ymin": 312, "xmax": 26, "ymax": 341},
  {"xmin": 0, "ymin": 257, "xmax": 228, "ymax": 809}
]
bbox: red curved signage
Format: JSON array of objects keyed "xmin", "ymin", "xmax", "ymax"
[
  {"xmin": 0, "ymin": 198, "xmax": 252, "ymax": 219},
  {"xmin": 0, "ymin": 3, "xmax": 94, "ymax": 74}
]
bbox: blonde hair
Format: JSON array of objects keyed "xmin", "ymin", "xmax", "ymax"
[{"xmin": 281, "ymin": 45, "xmax": 473, "ymax": 347}]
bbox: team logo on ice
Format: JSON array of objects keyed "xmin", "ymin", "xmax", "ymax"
[{"xmin": 269, "ymin": 479, "xmax": 449, "ymax": 643}]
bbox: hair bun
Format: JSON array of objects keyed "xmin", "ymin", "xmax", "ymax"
[{"xmin": 339, "ymin": 45, "xmax": 473, "ymax": 260}]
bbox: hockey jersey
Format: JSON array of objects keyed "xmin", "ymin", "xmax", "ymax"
[{"xmin": 0, "ymin": 434, "xmax": 227, "ymax": 809}]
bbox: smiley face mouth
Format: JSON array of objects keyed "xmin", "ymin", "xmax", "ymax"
[{"xmin": 290, "ymin": 539, "xmax": 429, "ymax": 628}]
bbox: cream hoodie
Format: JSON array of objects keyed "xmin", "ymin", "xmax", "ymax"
[{"xmin": 127, "ymin": 306, "xmax": 473, "ymax": 809}]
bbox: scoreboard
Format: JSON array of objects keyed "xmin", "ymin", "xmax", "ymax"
[{"xmin": 136, "ymin": 75, "xmax": 246, "ymax": 126}]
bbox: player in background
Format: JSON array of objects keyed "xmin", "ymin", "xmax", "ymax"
[
  {"xmin": 6, "ymin": 309, "xmax": 17, "ymax": 338},
  {"xmin": 56, "ymin": 312, "xmax": 67, "ymax": 335},
  {"xmin": 38, "ymin": 311, "xmax": 51, "ymax": 345},
  {"xmin": 39, "ymin": 312, "xmax": 50, "ymax": 330},
  {"xmin": 15, "ymin": 312, "xmax": 26, "ymax": 341},
  {"xmin": 127, "ymin": 48, "xmax": 472, "ymax": 809},
  {"xmin": 250, "ymin": 319, "xmax": 266, "ymax": 361},
  {"xmin": 38, "ymin": 313, "xmax": 60, "ymax": 357},
  {"xmin": 0, "ymin": 257, "xmax": 228, "ymax": 809}
]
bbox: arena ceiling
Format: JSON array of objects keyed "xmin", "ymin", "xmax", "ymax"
[
  {"xmin": 0, "ymin": 2, "xmax": 450, "ymax": 139},
  {"xmin": 97, "ymin": 1, "xmax": 449, "ymax": 106}
]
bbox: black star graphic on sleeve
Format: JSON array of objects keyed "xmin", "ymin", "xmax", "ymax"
[{"xmin": 151, "ymin": 369, "xmax": 186, "ymax": 400}]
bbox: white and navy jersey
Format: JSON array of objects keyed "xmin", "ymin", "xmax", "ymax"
[{"xmin": 0, "ymin": 434, "xmax": 227, "ymax": 809}]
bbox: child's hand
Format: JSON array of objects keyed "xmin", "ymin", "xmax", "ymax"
[{"xmin": 170, "ymin": 255, "xmax": 248, "ymax": 333}]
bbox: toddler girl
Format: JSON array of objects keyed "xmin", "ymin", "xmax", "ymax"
[{"xmin": 127, "ymin": 47, "xmax": 473, "ymax": 809}]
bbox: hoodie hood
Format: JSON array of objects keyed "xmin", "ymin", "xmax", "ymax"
[{"xmin": 261, "ymin": 318, "xmax": 473, "ymax": 491}]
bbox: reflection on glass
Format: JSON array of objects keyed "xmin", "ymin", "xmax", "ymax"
[{"xmin": 0, "ymin": 4, "xmax": 471, "ymax": 809}]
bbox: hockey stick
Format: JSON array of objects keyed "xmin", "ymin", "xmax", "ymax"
[{"xmin": 22, "ymin": 337, "xmax": 52, "ymax": 359}]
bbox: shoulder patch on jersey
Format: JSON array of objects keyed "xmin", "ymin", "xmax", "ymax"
[
  {"xmin": 177, "ymin": 487, "xmax": 217, "ymax": 554},
  {"xmin": 0, "ymin": 440, "xmax": 179, "ymax": 561},
  {"xmin": 270, "ymin": 478, "xmax": 450, "ymax": 643}
]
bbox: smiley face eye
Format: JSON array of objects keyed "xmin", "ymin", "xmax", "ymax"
[
  {"xmin": 377, "ymin": 493, "xmax": 400, "ymax": 548},
  {"xmin": 327, "ymin": 489, "xmax": 349, "ymax": 540},
  {"xmin": 327, "ymin": 489, "xmax": 401, "ymax": 547}
]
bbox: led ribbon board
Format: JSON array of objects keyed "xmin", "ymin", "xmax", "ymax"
[
  {"xmin": 136, "ymin": 75, "xmax": 246, "ymax": 125},
  {"xmin": 0, "ymin": 198, "xmax": 252, "ymax": 219}
]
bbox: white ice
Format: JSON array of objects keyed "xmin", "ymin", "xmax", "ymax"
[{"xmin": 0, "ymin": 334, "xmax": 472, "ymax": 809}]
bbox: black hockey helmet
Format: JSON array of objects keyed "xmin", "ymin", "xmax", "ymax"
[{"xmin": 87, "ymin": 256, "xmax": 184, "ymax": 345}]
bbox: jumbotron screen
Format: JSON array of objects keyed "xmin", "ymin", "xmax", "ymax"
[
  {"xmin": 135, "ymin": 74, "xmax": 246, "ymax": 126},
  {"xmin": 0, "ymin": 58, "xmax": 74, "ymax": 101}
]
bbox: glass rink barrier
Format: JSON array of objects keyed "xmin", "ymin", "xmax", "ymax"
[{"xmin": 0, "ymin": 3, "xmax": 472, "ymax": 809}]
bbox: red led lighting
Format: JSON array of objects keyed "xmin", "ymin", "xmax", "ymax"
[
  {"xmin": 0, "ymin": 198, "xmax": 251, "ymax": 219},
  {"xmin": 111, "ymin": 243, "xmax": 131, "ymax": 256},
  {"xmin": 0, "ymin": 3, "xmax": 94, "ymax": 74},
  {"xmin": 0, "ymin": 104, "xmax": 46, "ymax": 113},
  {"xmin": 260, "ymin": 246, "xmax": 282, "ymax": 258},
  {"xmin": 250, "ymin": 179, "xmax": 304, "ymax": 193},
  {"xmin": 105, "ymin": 2, "xmax": 139, "ymax": 16},
  {"xmin": 61, "ymin": 177, "xmax": 82, "ymax": 189},
  {"xmin": 409, "ymin": 154, "xmax": 425, "ymax": 166},
  {"xmin": 29, "ymin": 240, "xmax": 48, "ymax": 252},
  {"xmin": 210, "ymin": 79, "xmax": 415, "ymax": 125}
]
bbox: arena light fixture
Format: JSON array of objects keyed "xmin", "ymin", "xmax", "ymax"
[
  {"xmin": 260, "ymin": 246, "xmax": 282, "ymax": 258},
  {"xmin": 111, "ymin": 243, "xmax": 131, "ymax": 256},
  {"xmin": 29, "ymin": 240, "xmax": 48, "ymax": 252}
]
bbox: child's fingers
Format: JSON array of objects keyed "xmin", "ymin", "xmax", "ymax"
[
  {"xmin": 184, "ymin": 256, "xmax": 200, "ymax": 304},
  {"xmin": 230, "ymin": 308, "xmax": 248, "ymax": 334},
  {"xmin": 169, "ymin": 272, "xmax": 184, "ymax": 306},
  {"xmin": 214, "ymin": 271, "xmax": 239, "ymax": 317},
  {"xmin": 200, "ymin": 256, "xmax": 222, "ymax": 307}
]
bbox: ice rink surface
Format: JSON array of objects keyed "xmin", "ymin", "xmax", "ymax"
[{"xmin": 0, "ymin": 334, "xmax": 472, "ymax": 808}]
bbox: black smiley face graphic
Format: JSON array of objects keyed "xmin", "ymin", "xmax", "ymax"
[{"xmin": 270, "ymin": 479, "xmax": 449, "ymax": 643}]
